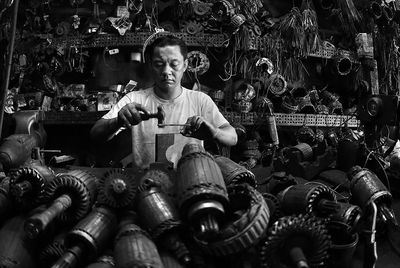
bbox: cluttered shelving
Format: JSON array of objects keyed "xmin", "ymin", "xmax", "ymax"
[{"xmin": 43, "ymin": 110, "xmax": 360, "ymax": 128}]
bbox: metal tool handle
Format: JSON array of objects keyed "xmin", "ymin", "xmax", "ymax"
[{"xmin": 158, "ymin": 123, "xmax": 190, "ymax": 127}]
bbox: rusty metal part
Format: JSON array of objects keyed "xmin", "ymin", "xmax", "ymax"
[
  {"xmin": 135, "ymin": 178, "xmax": 191, "ymax": 265},
  {"xmin": 195, "ymin": 184, "xmax": 270, "ymax": 256},
  {"xmin": 348, "ymin": 166, "xmax": 397, "ymax": 228},
  {"xmin": 260, "ymin": 214, "xmax": 331, "ymax": 268},
  {"xmin": 52, "ymin": 207, "xmax": 117, "ymax": 268},
  {"xmin": 176, "ymin": 143, "xmax": 229, "ymax": 241},
  {"xmin": 214, "ymin": 155, "xmax": 256, "ymax": 187},
  {"xmin": 0, "ymin": 177, "xmax": 12, "ymax": 220},
  {"xmin": 279, "ymin": 182, "xmax": 338, "ymax": 217},
  {"xmin": 348, "ymin": 166, "xmax": 392, "ymax": 208},
  {"xmin": 291, "ymin": 143, "xmax": 314, "ymax": 161},
  {"xmin": 86, "ymin": 255, "xmax": 115, "ymax": 268},
  {"xmin": 331, "ymin": 202, "xmax": 362, "ymax": 232},
  {"xmin": 135, "ymin": 179, "xmax": 181, "ymax": 237},
  {"xmin": 10, "ymin": 161, "xmax": 55, "ymax": 210},
  {"xmin": 25, "ymin": 170, "xmax": 98, "ymax": 238},
  {"xmin": 114, "ymin": 222, "xmax": 163, "ymax": 268},
  {"xmin": 98, "ymin": 168, "xmax": 136, "ymax": 209}
]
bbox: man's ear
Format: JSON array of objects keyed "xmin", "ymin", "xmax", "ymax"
[{"xmin": 183, "ymin": 58, "xmax": 188, "ymax": 71}]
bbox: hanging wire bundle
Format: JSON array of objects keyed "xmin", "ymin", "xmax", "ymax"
[
  {"xmin": 283, "ymin": 56, "xmax": 308, "ymax": 85},
  {"xmin": 335, "ymin": 0, "xmax": 361, "ymax": 36},
  {"xmin": 301, "ymin": 0, "xmax": 321, "ymax": 55},
  {"xmin": 278, "ymin": 7, "xmax": 304, "ymax": 53}
]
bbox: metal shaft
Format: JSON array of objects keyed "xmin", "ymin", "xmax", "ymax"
[
  {"xmin": 51, "ymin": 244, "xmax": 84, "ymax": 268},
  {"xmin": 25, "ymin": 194, "xmax": 72, "ymax": 238},
  {"xmin": 197, "ymin": 214, "xmax": 219, "ymax": 241},
  {"xmin": 158, "ymin": 123, "xmax": 190, "ymax": 127}
]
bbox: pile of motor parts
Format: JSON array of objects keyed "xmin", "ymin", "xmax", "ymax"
[{"xmin": 0, "ymin": 111, "xmax": 399, "ymax": 268}]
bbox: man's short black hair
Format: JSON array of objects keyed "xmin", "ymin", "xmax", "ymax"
[{"xmin": 146, "ymin": 35, "xmax": 188, "ymax": 61}]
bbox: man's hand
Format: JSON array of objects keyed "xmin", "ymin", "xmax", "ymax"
[
  {"xmin": 181, "ymin": 116, "xmax": 218, "ymax": 140},
  {"xmin": 117, "ymin": 103, "xmax": 150, "ymax": 128}
]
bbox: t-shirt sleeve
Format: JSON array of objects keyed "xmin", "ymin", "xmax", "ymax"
[
  {"xmin": 200, "ymin": 93, "xmax": 229, "ymax": 128},
  {"xmin": 102, "ymin": 93, "xmax": 133, "ymax": 120}
]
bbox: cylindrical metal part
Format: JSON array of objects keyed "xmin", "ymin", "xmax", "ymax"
[
  {"xmin": 194, "ymin": 184, "xmax": 270, "ymax": 256},
  {"xmin": 51, "ymin": 244, "xmax": 85, "ymax": 268},
  {"xmin": 0, "ymin": 134, "xmax": 41, "ymax": 171},
  {"xmin": 331, "ymin": 202, "xmax": 362, "ymax": 231},
  {"xmin": 65, "ymin": 206, "xmax": 117, "ymax": 264},
  {"xmin": 266, "ymin": 115, "xmax": 279, "ymax": 146},
  {"xmin": 135, "ymin": 180, "xmax": 180, "ymax": 238},
  {"xmin": 114, "ymin": 223, "xmax": 163, "ymax": 268},
  {"xmin": 279, "ymin": 183, "xmax": 337, "ymax": 216},
  {"xmin": 135, "ymin": 179, "xmax": 190, "ymax": 265},
  {"xmin": 0, "ymin": 215, "xmax": 38, "ymax": 268},
  {"xmin": 214, "ymin": 155, "xmax": 256, "ymax": 187},
  {"xmin": 292, "ymin": 143, "xmax": 314, "ymax": 161},
  {"xmin": 25, "ymin": 194, "xmax": 72, "ymax": 238},
  {"xmin": 176, "ymin": 143, "xmax": 229, "ymax": 223},
  {"xmin": 348, "ymin": 166, "xmax": 392, "ymax": 209}
]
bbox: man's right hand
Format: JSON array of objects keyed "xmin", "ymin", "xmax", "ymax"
[{"xmin": 117, "ymin": 103, "xmax": 150, "ymax": 128}]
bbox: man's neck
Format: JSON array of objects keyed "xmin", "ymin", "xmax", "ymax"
[{"xmin": 154, "ymin": 85, "xmax": 183, "ymax": 100}]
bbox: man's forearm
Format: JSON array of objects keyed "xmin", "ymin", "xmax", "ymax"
[
  {"xmin": 213, "ymin": 125, "xmax": 238, "ymax": 146},
  {"xmin": 90, "ymin": 118, "xmax": 121, "ymax": 143}
]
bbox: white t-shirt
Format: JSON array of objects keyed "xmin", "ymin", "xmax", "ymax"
[{"xmin": 103, "ymin": 87, "xmax": 229, "ymax": 168}]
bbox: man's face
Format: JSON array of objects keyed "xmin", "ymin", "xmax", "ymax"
[{"xmin": 151, "ymin": 45, "xmax": 188, "ymax": 92}]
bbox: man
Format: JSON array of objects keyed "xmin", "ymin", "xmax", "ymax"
[{"xmin": 90, "ymin": 35, "xmax": 237, "ymax": 168}]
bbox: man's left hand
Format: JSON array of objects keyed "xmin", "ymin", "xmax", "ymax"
[{"xmin": 181, "ymin": 116, "xmax": 217, "ymax": 140}]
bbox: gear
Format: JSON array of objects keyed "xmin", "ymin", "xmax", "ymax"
[
  {"xmin": 280, "ymin": 182, "xmax": 337, "ymax": 217},
  {"xmin": 195, "ymin": 184, "xmax": 270, "ymax": 256},
  {"xmin": 45, "ymin": 170, "xmax": 97, "ymax": 224},
  {"xmin": 40, "ymin": 235, "xmax": 66, "ymax": 267},
  {"xmin": 260, "ymin": 214, "xmax": 331, "ymax": 268},
  {"xmin": 139, "ymin": 163, "xmax": 176, "ymax": 199},
  {"xmin": 214, "ymin": 155, "xmax": 256, "ymax": 187},
  {"xmin": 10, "ymin": 164, "xmax": 55, "ymax": 210},
  {"xmin": 98, "ymin": 168, "xmax": 137, "ymax": 209},
  {"xmin": 262, "ymin": 192, "xmax": 281, "ymax": 223},
  {"xmin": 180, "ymin": 20, "xmax": 204, "ymax": 35}
]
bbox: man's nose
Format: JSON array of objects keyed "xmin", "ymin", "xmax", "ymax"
[{"xmin": 161, "ymin": 64, "xmax": 172, "ymax": 75}]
